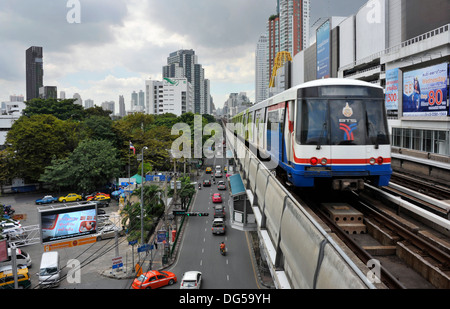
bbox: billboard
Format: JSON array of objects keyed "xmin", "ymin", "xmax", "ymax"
[
  {"xmin": 316, "ymin": 20, "xmax": 331, "ymax": 79},
  {"xmin": 403, "ymin": 63, "xmax": 449, "ymax": 117},
  {"xmin": 385, "ymin": 68, "xmax": 399, "ymax": 110},
  {"xmin": 38, "ymin": 203, "xmax": 97, "ymax": 244}
]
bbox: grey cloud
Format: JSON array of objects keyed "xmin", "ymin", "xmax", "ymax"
[{"xmin": 146, "ymin": 0, "xmax": 276, "ymax": 49}]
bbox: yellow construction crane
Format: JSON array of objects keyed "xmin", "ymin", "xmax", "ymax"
[{"xmin": 269, "ymin": 51, "xmax": 293, "ymax": 88}]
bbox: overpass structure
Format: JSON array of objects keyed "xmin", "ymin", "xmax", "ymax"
[{"xmin": 224, "ymin": 127, "xmax": 376, "ymax": 289}]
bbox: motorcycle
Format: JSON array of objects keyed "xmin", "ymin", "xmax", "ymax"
[
  {"xmin": 198, "ymin": 183, "xmax": 202, "ymax": 190},
  {"xmin": 3, "ymin": 205, "xmax": 15, "ymax": 216},
  {"xmin": 220, "ymin": 243, "xmax": 227, "ymax": 256}
]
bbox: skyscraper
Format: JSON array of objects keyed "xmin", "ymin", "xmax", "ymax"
[
  {"xmin": 255, "ymin": 34, "xmax": 269, "ymax": 103},
  {"xmin": 266, "ymin": 0, "xmax": 310, "ymax": 88},
  {"xmin": 163, "ymin": 49, "xmax": 210, "ymax": 114},
  {"xmin": 26, "ymin": 46, "xmax": 44, "ymax": 101},
  {"xmin": 119, "ymin": 95, "xmax": 125, "ymax": 117}
]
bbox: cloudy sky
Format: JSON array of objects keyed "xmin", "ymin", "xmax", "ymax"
[{"xmin": 0, "ymin": 0, "xmax": 368, "ymax": 111}]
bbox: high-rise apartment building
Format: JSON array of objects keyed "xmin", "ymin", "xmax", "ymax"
[
  {"xmin": 279, "ymin": 0, "xmax": 309, "ymax": 56},
  {"xmin": 255, "ymin": 34, "xmax": 269, "ymax": 103},
  {"xmin": 266, "ymin": 0, "xmax": 309, "ymax": 90},
  {"xmin": 163, "ymin": 49, "xmax": 210, "ymax": 114},
  {"xmin": 26, "ymin": 46, "xmax": 44, "ymax": 101}
]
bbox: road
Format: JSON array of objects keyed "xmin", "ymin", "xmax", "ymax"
[{"xmin": 162, "ymin": 147, "xmax": 262, "ymax": 289}]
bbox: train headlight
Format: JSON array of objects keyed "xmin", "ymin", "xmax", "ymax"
[
  {"xmin": 369, "ymin": 158, "xmax": 376, "ymax": 165},
  {"xmin": 320, "ymin": 158, "xmax": 328, "ymax": 166},
  {"xmin": 377, "ymin": 157, "xmax": 384, "ymax": 165},
  {"xmin": 310, "ymin": 157, "xmax": 318, "ymax": 166}
]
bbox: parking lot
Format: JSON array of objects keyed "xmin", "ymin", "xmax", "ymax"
[{"xmin": 0, "ymin": 192, "xmax": 133, "ymax": 289}]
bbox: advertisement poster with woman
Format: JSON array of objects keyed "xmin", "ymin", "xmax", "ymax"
[{"xmin": 403, "ymin": 63, "xmax": 448, "ymax": 117}]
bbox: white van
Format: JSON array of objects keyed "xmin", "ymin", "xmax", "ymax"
[{"xmin": 38, "ymin": 252, "xmax": 60, "ymax": 287}]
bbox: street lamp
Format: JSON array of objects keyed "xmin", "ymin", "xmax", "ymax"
[{"xmin": 140, "ymin": 146, "xmax": 148, "ymax": 245}]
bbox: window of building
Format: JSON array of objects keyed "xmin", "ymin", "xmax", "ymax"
[{"xmin": 392, "ymin": 128, "xmax": 450, "ymax": 156}]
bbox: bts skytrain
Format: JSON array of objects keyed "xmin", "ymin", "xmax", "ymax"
[{"xmin": 231, "ymin": 78, "xmax": 392, "ymax": 190}]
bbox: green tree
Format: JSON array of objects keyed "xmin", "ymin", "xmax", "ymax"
[
  {"xmin": 5, "ymin": 114, "xmax": 80, "ymax": 182},
  {"xmin": 123, "ymin": 185, "xmax": 164, "ymax": 242},
  {"xmin": 22, "ymin": 98, "xmax": 86, "ymax": 121},
  {"xmin": 40, "ymin": 139, "xmax": 122, "ymax": 192}
]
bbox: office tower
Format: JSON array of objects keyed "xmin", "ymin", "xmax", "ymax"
[
  {"xmin": 39, "ymin": 86, "xmax": 57, "ymax": 99},
  {"xmin": 101, "ymin": 101, "xmax": 115, "ymax": 114},
  {"xmin": 85, "ymin": 99, "xmax": 94, "ymax": 109},
  {"xmin": 138, "ymin": 90, "xmax": 145, "ymax": 108},
  {"xmin": 60, "ymin": 91, "xmax": 66, "ymax": 99},
  {"xmin": 26, "ymin": 46, "xmax": 44, "ymax": 101},
  {"xmin": 73, "ymin": 93, "xmax": 82, "ymax": 105},
  {"xmin": 255, "ymin": 34, "xmax": 269, "ymax": 103},
  {"xmin": 119, "ymin": 95, "xmax": 125, "ymax": 117},
  {"xmin": 9, "ymin": 95, "xmax": 24, "ymax": 102},
  {"xmin": 163, "ymin": 49, "xmax": 210, "ymax": 114}
]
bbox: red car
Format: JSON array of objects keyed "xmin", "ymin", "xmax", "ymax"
[
  {"xmin": 132, "ymin": 270, "xmax": 177, "ymax": 289},
  {"xmin": 212, "ymin": 193, "xmax": 222, "ymax": 203}
]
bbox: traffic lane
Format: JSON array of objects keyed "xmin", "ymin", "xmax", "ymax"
[{"xmin": 166, "ymin": 168, "xmax": 259, "ymax": 289}]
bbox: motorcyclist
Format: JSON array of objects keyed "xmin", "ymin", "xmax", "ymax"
[
  {"xmin": 198, "ymin": 183, "xmax": 202, "ymax": 189},
  {"xmin": 220, "ymin": 242, "xmax": 226, "ymax": 254}
]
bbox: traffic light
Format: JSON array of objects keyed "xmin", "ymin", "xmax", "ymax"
[
  {"xmin": 185, "ymin": 212, "xmax": 209, "ymax": 217},
  {"xmin": 172, "ymin": 210, "xmax": 186, "ymax": 216}
]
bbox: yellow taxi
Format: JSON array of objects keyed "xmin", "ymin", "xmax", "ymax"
[
  {"xmin": 58, "ymin": 193, "xmax": 82, "ymax": 203},
  {"xmin": 0, "ymin": 266, "xmax": 31, "ymax": 289},
  {"xmin": 206, "ymin": 167, "xmax": 212, "ymax": 174}
]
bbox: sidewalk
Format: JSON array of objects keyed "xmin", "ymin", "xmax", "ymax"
[{"xmin": 99, "ymin": 197, "xmax": 184, "ymax": 280}]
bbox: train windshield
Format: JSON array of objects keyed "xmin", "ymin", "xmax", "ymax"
[{"xmin": 298, "ymin": 99, "xmax": 390, "ymax": 146}]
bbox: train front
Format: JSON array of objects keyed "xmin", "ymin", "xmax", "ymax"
[{"xmin": 291, "ymin": 83, "xmax": 392, "ymax": 190}]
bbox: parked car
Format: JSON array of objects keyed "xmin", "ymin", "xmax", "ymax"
[
  {"xmin": 203, "ymin": 179, "xmax": 211, "ymax": 187},
  {"xmin": 132, "ymin": 270, "xmax": 177, "ymax": 289},
  {"xmin": 2, "ymin": 248, "xmax": 32, "ymax": 267},
  {"xmin": 1, "ymin": 222, "xmax": 24, "ymax": 238},
  {"xmin": 212, "ymin": 193, "xmax": 222, "ymax": 203},
  {"xmin": 180, "ymin": 271, "xmax": 202, "ymax": 289},
  {"xmin": 217, "ymin": 181, "xmax": 226, "ymax": 190},
  {"xmin": 58, "ymin": 193, "xmax": 82, "ymax": 203},
  {"xmin": 211, "ymin": 218, "xmax": 226, "ymax": 235},
  {"xmin": 35, "ymin": 195, "xmax": 58, "ymax": 205},
  {"xmin": 213, "ymin": 205, "xmax": 225, "ymax": 218}
]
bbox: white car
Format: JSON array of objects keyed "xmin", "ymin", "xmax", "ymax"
[
  {"xmin": 1, "ymin": 221, "xmax": 24, "ymax": 238},
  {"xmin": 180, "ymin": 271, "xmax": 202, "ymax": 289}
]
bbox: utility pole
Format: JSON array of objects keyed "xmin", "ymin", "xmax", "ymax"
[{"xmin": 140, "ymin": 146, "xmax": 148, "ymax": 245}]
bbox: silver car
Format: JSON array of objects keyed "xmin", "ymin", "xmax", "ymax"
[{"xmin": 180, "ymin": 271, "xmax": 202, "ymax": 289}]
